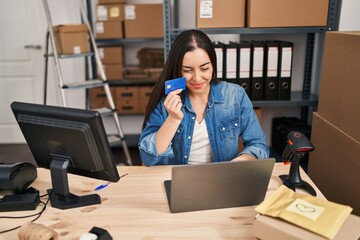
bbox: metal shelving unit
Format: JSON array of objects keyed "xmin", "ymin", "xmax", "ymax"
[
  {"xmin": 85, "ymin": 0, "xmax": 163, "ymax": 86},
  {"xmin": 163, "ymin": 0, "xmax": 342, "ymax": 121},
  {"xmin": 84, "ymin": 0, "xmax": 164, "ymax": 150}
]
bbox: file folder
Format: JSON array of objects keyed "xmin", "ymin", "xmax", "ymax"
[
  {"xmin": 238, "ymin": 41, "xmax": 251, "ymax": 98},
  {"xmin": 264, "ymin": 41, "xmax": 279, "ymax": 100},
  {"xmin": 224, "ymin": 42, "xmax": 238, "ymax": 84},
  {"xmin": 250, "ymin": 41, "xmax": 265, "ymax": 101},
  {"xmin": 277, "ymin": 41, "xmax": 293, "ymax": 100},
  {"xmin": 213, "ymin": 42, "xmax": 225, "ymax": 80}
]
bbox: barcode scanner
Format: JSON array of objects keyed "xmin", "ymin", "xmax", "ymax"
[{"xmin": 279, "ymin": 131, "xmax": 317, "ymax": 196}]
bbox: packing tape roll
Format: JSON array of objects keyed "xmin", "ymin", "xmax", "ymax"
[
  {"xmin": 79, "ymin": 233, "xmax": 98, "ymax": 240},
  {"xmin": 18, "ymin": 222, "xmax": 58, "ymax": 240}
]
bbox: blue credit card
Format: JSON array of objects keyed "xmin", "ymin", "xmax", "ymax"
[{"xmin": 165, "ymin": 77, "xmax": 186, "ymax": 95}]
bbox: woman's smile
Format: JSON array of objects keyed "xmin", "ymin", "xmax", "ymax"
[{"xmin": 190, "ymin": 82, "xmax": 205, "ymax": 89}]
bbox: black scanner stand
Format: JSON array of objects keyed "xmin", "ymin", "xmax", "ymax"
[
  {"xmin": 279, "ymin": 131, "xmax": 317, "ymax": 196},
  {"xmin": 279, "ymin": 153, "xmax": 316, "ymax": 196},
  {"xmin": 0, "ymin": 188, "xmax": 40, "ymax": 212},
  {"xmin": 0, "ymin": 162, "xmax": 39, "ymax": 211}
]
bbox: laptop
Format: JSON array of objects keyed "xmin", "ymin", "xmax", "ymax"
[{"xmin": 164, "ymin": 158, "xmax": 275, "ymax": 213}]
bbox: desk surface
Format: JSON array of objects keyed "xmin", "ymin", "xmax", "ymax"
[{"xmin": 1, "ymin": 163, "xmax": 324, "ymax": 240}]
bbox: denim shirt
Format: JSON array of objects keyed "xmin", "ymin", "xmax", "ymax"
[{"xmin": 138, "ymin": 81, "xmax": 269, "ymax": 166}]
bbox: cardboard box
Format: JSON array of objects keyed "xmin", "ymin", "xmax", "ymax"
[
  {"xmin": 89, "ymin": 87, "xmax": 115, "ymax": 109},
  {"xmin": 115, "ymin": 87, "xmax": 140, "ymax": 114},
  {"xmin": 252, "ymin": 214, "xmax": 360, "ymax": 240},
  {"xmin": 53, "ymin": 24, "xmax": 89, "ymax": 54},
  {"xmin": 317, "ymin": 31, "xmax": 360, "ymax": 141},
  {"xmin": 95, "ymin": 21, "xmax": 123, "ymax": 39},
  {"xmin": 98, "ymin": 47, "xmax": 123, "ymax": 64},
  {"xmin": 137, "ymin": 48, "xmax": 164, "ymax": 68},
  {"xmin": 308, "ymin": 112, "xmax": 360, "ymax": 216},
  {"xmin": 123, "ymin": 66, "xmax": 147, "ymax": 79},
  {"xmin": 196, "ymin": 0, "xmax": 245, "ymax": 28},
  {"xmin": 124, "ymin": 4, "xmax": 163, "ymax": 38},
  {"xmin": 144, "ymin": 68, "xmax": 163, "ymax": 80},
  {"xmin": 96, "ymin": 4, "xmax": 125, "ymax": 21},
  {"xmin": 247, "ymin": 0, "xmax": 329, "ymax": 28},
  {"xmin": 102, "ymin": 64, "xmax": 123, "ymax": 80},
  {"xmin": 139, "ymin": 86, "xmax": 153, "ymax": 113}
]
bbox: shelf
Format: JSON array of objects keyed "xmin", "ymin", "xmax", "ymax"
[
  {"xmin": 170, "ymin": 27, "xmax": 329, "ymax": 36},
  {"xmin": 252, "ymin": 91, "xmax": 318, "ymax": 108},
  {"xmin": 107, "ymin": 81, "xmax": 317, "ymax": 106},
  {"xmin": 107, "ymin": 80, "xmax": 318, "ymax": 108},
  {"xmin": 45, "ymin": 52, "xmax": 94, "ymax": 59},
  {"xmin": 96, "ymin": 38, "xmax": 163, "ymax": 47},
  {"xmin": 108, "ymin": 79, "xmax": 156, "ymax": 87}
]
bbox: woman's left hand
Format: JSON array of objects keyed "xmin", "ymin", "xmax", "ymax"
[{"xmin": 164, "ymin": 89, "xmax": 184, "ymax": 120}]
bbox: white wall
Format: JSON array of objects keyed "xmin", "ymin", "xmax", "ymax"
[{"xmin": 339, "ymin": 0, "xmax": 360, "ymax": 31}]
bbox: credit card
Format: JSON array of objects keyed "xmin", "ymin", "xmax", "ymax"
[{"xmin": 165, "ymin": 77, "xmax": 186, "ymax": 95}]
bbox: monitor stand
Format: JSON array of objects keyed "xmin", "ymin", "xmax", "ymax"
[{"xmin": 48, "ymin": 156, "xmax": 101, "ymax": 210}]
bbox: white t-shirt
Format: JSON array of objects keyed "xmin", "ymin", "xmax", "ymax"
[{"xmin": 188, "ymin": 119, "xmax": 212, "ymax": 164}]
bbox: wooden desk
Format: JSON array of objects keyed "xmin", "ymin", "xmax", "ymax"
[{"xmin": 1, "ymin": 163, "xmax": 323, "ymax": 240}]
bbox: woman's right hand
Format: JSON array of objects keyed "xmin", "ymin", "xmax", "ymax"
[{"xmin": 164, "ymin": 89, "xmax": 184, "ymax": 120}]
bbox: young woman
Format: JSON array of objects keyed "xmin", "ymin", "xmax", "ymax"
[{"xmin": 138, "ymin": 29, "xmax": 269, "ymax": 166}]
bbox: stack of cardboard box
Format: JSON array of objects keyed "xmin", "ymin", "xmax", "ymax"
[
  {"xmin": 196, "ymin": 0, "xmax": 329, "ymax": 29},
  {"xmin": 137, "ymin": 48, "xmax": 164, "ymax": 69},
  {"xmin": 308, "ymin": 31, "xmax": 360, "ymax": 216},
  {"xmin": 92, "ymin": 1, "xmax": 163, "ymax": 115},
  {"xmin": 98, "ymin": 46, "xmax": 124, "ymax": 80},
  {"xmin": 137, "ymin": 48, "xmax": 164, "ymax": 80},
  {"xmin": 95, "ymin": 0, "xmax": 125, "ymax": 39},
  {"xmin": 114, "ymin": 86, "xmax": 153, "ymax": 115},
  {"xmin": 94, "ymin": 0, "xmax": 125, "ymax": 81},
  {"xmin": 123, "ymin": 48, "xmax": 164, "ymax": 80},
  {"xmin": 89, "ymin": 86, "xmax": 115, "ymax": 109},
  {"xmin": 89, "ymin": 46, "xmax": 122, "ymax": 109}
]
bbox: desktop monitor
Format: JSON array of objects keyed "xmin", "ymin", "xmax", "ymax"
[{"xmin": 11, "ymin": 101, "xmax": 120, "ymax": 210}]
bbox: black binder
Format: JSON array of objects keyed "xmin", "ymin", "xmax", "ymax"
[
  {"xmin": 213, "ymin": 42, "xmax": 225, "ymax": 80},
  {"xmin": 277, "ymin": 41, "xmax": 293, "ymax": 100},
  {"xmin": 224, "ymin": 42, "xmax": 238, "ymax": 84},
  {"xmin": 238, "ymin": 41, "xmax": 251, "ymax": 98},
  {"xmin": 250, "ymin": 41, "xmax": 265, "ymax": 101},
  {"xmin": 264, "ymin": 41, "xmax": 279, "ymax": 100}
]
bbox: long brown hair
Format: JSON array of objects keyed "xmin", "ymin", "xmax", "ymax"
[{"xmin": 142, "ymin": 29, "xmax": 218, "ymax": 129}]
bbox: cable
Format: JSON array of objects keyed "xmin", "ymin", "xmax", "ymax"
[{"xmin": 0, "ymin": 192, "xmax": 51, "ymax": 234}]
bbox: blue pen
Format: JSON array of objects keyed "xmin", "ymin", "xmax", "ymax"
[
  {"xmin": 95, "ymin": 181, "xmax": 110, "ymax": 191},
  {"xmin": 95, "ymin": 173, "xmax": 128, "ymax": 191}
]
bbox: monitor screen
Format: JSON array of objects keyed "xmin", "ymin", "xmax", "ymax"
[{"xmin": 11, "ymin": 101, "xmax": 120, "ymax": 209}]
